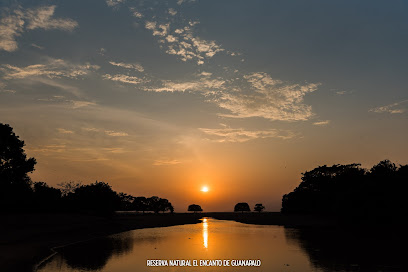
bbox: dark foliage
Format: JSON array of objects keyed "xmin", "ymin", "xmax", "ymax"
[
  {"xmin": 65, "ymin": 181, "xmax": 121, "ymax": 214},
  {"xmin": 234, "ymin": 202, "xmax": 250, "ymax": 213},
  {"xmin": 281, "ymin": 160, "xmax": 408, "ymax": 220},
  {"xmin": 188, "ymin": 204, "xmax": 203, "ymax": 213},
  {"xmin": 33, "ymin": 182, "xmax": 62, "ymax": 210},
  {"xmin": 254, "ymin": 203, "xmax": 265, "ymax": 213},
  {"xmin": 0, "ymin": 123, "xmax": 36, "ymax": 210}
]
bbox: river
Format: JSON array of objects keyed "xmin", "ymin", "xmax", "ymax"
[{"xmin": 37, "ymin": 217, "xmax": 406, "ymax": 271}]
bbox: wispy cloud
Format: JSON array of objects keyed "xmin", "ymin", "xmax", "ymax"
[
  {"xmin": 215, "ymin": 72, "xmax": 319, "ymax": 121},
  {"xmin": 168, "ymin": 8, "xmax": 177, "ymax": 16},
  {"xmin": 30, "ymin": 43, "xmax": 44, "ymax": 49},
  {"xmin": 103, "ymin": 74, "xmax": 146, "ymax": 85},
  {"xmin": 71, "ymin": 100, "xmax": 96, "ymax": 109},
  {"xmin": 153, "ymin": 159, "xmax": 181, "ymax": 166},
  {"xmin": 369, "ymin": 99, "xmax": 408, "ymax": 114},
  {"xmin": 57, "ymin": 128, "xmax": 74, "ymax": 134},
  {"xmin": 27, "ymin": 77, "xmax": 83, "ymax": 98},
  {"xmin": 0, "ymin": 10, "xmax": 25, "ymax": 52},
  {"xmin": 163, "ymin": 24, "xmax": 225, "ymax": 64},
  {"xmin": 82, "ymin": 127, "xmax": 100, "ymax": 132},
  {"xmin": 313, "ymin": 120, "xmax": 330, "ymax": 126},
  {"xmin": 130, "ymin": 7, "xmax": 143, "ymax": 18},
  {"xmin": 177, "ymin": 0, "xmax": 197, "ymax": 5},
  {"xmin": 103, "ymin": 147, "xmax": 126, "ymax": 154},
  {"xmin": 149, "ymin": 77, "xmax": 225, "ymax": 93},
  {"xmin": 28, "ymin": 144, "xmax": 66, "ymax": 153},
  {"xmin": 37, "ymin": 95, "xmax": 95, "ymax": 109},
  {"xmin": 1, "ymin": 58, "xmax": 99, "ymax": 80},
  {"xmin": 106, "ymin": 0, "xmax": 125, "ymax": 8},
  {"xmin": 199, "ymin": 127, "xmax": 296, "ymax": 143},
  {"xmin": 109, "ymin": 61, "xmax": 144, "ymax": 72},
  {"xmin": 105, "ymin": 130, "xmax": 129, "ymax": 137},
  {"xmin": 0, "ymin": 5, "xmax": 78, "ymax": 52},
  {"xmin": 0, "ymin": 81, "xmax": 15, "ymax": 93},
  {"xmin": 140, "ymin": 10, "xmax": 229, "ymax": 65},
  {"xmin": 25, "ymin": 6, "xmax": 77, "ymax": 31}
]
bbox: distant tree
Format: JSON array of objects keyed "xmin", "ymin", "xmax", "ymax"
[
  {"xmin": 145, "ymin": 196, "xmax": 173, "ymax": 213},
  {"xmin": 157, "ymin": 198, "xmax": 170, "ymax": 213},
  {"xmin": 254, "ymin": 203, "xmax": 265, "ymax": 213},
  {"xmin": 57, "ymin": 181, "xmax": 82, "ymax": 196},
  {"xmin": 168, "ymin": 203, "xmax": 174, "ymax": 214},
  {"xmin": 234, "ymin": 202, "xmax": 250, "ymax": 213},
  {"xmin": 188, "ymin": 204, "xmax": 203, "ymax": 213},
  {"xmin": 0, "ymin": 123, "xmax": 36, "ymax": 210},
  {"xmin": 370, "ymin": 160, "xmax": 397, "ymax": 177},
  {"xmin": 117, "ymin": 192, "xmax": 135, "ymax": 211},
  {"xmin": 132, "ymin": 196, "xmax": 148, "ymax": 213},
  {"xmin": 147, "ymin": 196, "xmax": 161, "ymax": 213}
]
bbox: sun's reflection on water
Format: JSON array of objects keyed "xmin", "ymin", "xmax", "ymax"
[{"xmin": 202, "ymin": 218, "xmax": 208, "ymax": 249}]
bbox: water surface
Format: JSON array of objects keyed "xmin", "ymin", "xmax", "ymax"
[{"xmin": 37, "ymin": 218, "xmax": 406, "ymax": 272}]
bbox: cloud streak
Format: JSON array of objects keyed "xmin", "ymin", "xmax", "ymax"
[
  {"xmin": 1, "ymin": 58, "xmax": 99, "ymax": 80},
  {"xmin": 105, "ymin": 130, "xmax": 129, "ymax": 137},
  {"xmin": 369, "ymin": 100, "xmax": 408, "ymax": 114},
  {"xmin": 153, "ymin": 159, "xmax": 181, "ymax": 166},
  {"xmin": 109, "ymin": 61, "xmax": 144, "ymax": 72},
  {"xmin": 103, "ymin": 74, "xmax": 146, "ymax": 85},
  {"xmin": 313, "ymin": 120, "xmax": 330, "ymax": 126},
  {"xmin": 149, "ymin": 77, "xmax": 225, "ymax": 93},
  {"xmin": 199, "ymin": 127, "xmax": 296, "ymax": 143}
]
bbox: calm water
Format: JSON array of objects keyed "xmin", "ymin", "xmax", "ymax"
[{"xmin": 37, "ymin": 218, "xmax": 406, "ymax": 272}]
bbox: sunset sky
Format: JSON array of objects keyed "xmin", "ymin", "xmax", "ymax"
[{"xmin": 1, "ymin": 0, "xmax": 407, "ymax": 211}]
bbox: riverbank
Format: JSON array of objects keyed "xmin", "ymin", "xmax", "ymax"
[
  {"xmin": 203, "ymin": 212, "xmax": 339, "ymax": 227},
  {"xmin": 0, "ymin": 212, "xmax": 203, "ymax": 272}
]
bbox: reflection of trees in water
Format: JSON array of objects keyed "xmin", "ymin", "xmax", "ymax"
[
  {"xmin": 58, "ymin": 232, "xmax": 164, "ymax": 271},
  {"xmin": 284, "ymin": 227, "xmax": 408, "ymax": 272},
  {"xmin": 60, "ymin": 234, "xmax": 133, "ymax": 270}
]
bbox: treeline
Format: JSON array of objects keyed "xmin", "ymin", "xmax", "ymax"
[
  {"xmin": 282, "ymin": 160, "xmax": 408, "ymax": 218},
  {"xmin": 3, "ymin": 179, "xmax": 174, "ymax": 215},
  {"xmin": 33, "ymin": 181, "xmax": 174, "ymax": 214},
  {"xmin": 0, "ymin": 123, "xmax": 173, "ymax": 214}
]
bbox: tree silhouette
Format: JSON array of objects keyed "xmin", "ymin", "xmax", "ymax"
[
  {"xmin": 234, "ymin": 202, "xmax": 250, "ymax": 213},
  {"xmin": 148, "ymin": 196, "xmax": 161, "ymax": 213},
  {"xmin": 254, "ymin": 203, "xmax": 265, "ymax": 213},
  {"xmin": 0, "ymin": 123, "xmax": 36, "ymax": 210},
  {"xmin": 68, "ymin": 181, "xmax": 120, "ymax": 214},
  {"xmin": 132, "ymin": 197, "xmax": 148, "ymax": 213},
  {"xmin": 145, "ymin": 196, "xmax": 173, "ymax": 213},
  {"xmin": 57, "ymin": 181, "xmax": 82, "ymax": 196},
  {"xmin": 33, "ymin": 181, "xmax": 62, "ymax": 210},
  {"xmin": 281, "ymin": 160, "xmax": 408, "ymax": 219},
  {"xmin": 188, "ymin": 204, "xmax": 203, "ymax": 213},
  {"xmin": 168, "ymin": 203, "xmax": 174, "ymax": 214},
  {"xmin": 117, "ymin": 192, "xmax": 135, "ymax": 211}
]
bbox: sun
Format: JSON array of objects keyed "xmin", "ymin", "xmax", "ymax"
[{"xmin": 201, "ymin": 186, "xmax": 209, "ymax": 192}]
